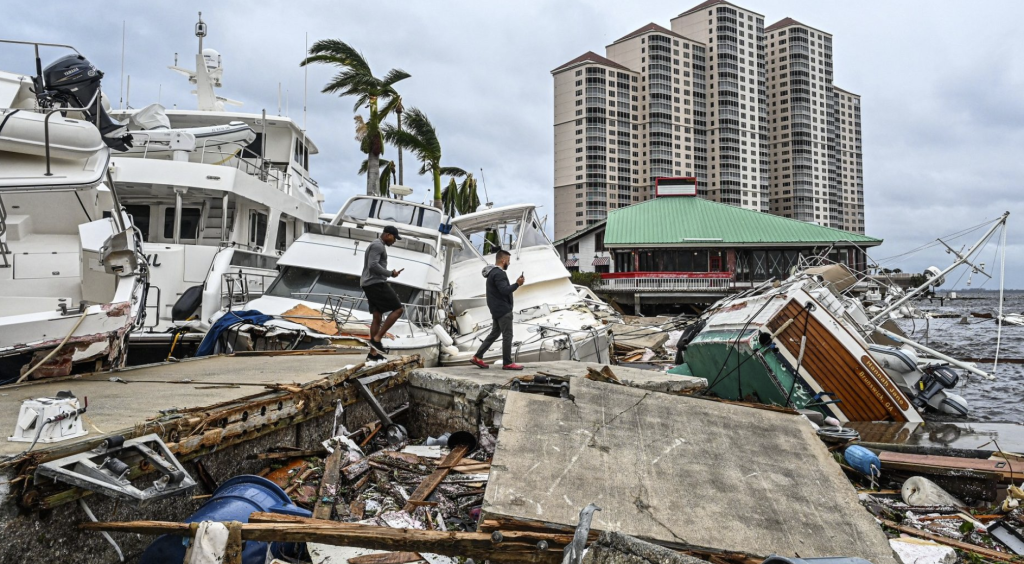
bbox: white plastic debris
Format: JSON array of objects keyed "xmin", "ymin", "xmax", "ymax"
[
  {"xmin": 403, "ymin": 444, "xmax": 443, "ymax": 458},
  {"xmin": 890, "ymin": 537, "xmax": 956, "ymax": 564},
  {"xmin": 183, "ymin": 521, "xmax": 230, "ymax": 564},
  {"xmin": 901, "ymin": 476, "xmax": 964, "ymax": 507},
  {"xmin": 640, "ymin": 348, "xmax": 656, "ymax": 362},
  {"xmin": 322, "ymin": 434, "xmax": 363, "ymax": 457}
]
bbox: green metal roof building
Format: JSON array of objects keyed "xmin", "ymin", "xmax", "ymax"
[
  {"xmin": 606, "ymin": 196, "xmax": 880, "ymax": 248},
  {"xmin": 555, "ymin": 195, "xmax": 881, "ymax": 298}
]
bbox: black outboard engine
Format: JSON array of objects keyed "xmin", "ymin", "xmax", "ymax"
[
  {"xmin": 36, "ymin": 54, "xmax": 133, "ymax": 151},
  {"xmin": 913, "ymin": 364, "xmax": 959, "ymax": 408}
]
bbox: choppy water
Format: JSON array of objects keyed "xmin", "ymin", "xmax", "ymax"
[{"xmin": 895, "ymin": 290, "xmax": 1024, "ymax": 423}]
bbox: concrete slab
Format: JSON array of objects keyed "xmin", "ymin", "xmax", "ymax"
[
  {"xmin": 483, "ymin": 378, "xmax": 896, "ymax": 564},
  {"xmin": 0, "ymin": 353, "xmax": 363, "ymax": 455},
  {"xmin": 406, "ymin": 361, "xmax": 706, "ymax": 439}
]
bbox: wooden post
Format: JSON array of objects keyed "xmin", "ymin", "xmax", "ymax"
[
  {"xmin": 402, "ymin": 444, "xmax": 469, "ymax": 513},
  {"xmin": 80, "ymin": 514, "xmax": 570, "ymax": 564},
  {"xmin": 313, "ymin": 448, "xmax": 344, "ymax": 520}
]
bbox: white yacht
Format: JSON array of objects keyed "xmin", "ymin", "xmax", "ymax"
[
  {"xmin": 0, "ymin": 40, "xmax": 146, "ymax": 381},
  {"xmin": 442, "ymin": 204, "xmax": 612, "ymax": 366},
  {"xmin": 239, "ymin": 194, "xmax": 462, "ymax": 364},
  {"xmin": 106, "ymin": 15, "xmax": 324, "ymax": 348}
]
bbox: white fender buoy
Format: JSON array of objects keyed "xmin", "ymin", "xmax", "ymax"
[{"xmin": 433, "ymin": 324, "xmax": 454, "ymax": 347}]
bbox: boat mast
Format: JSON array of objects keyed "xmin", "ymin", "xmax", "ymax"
[{"xmin": 867, "ymin": 211, "xmax": 1009, "ymax": 325}]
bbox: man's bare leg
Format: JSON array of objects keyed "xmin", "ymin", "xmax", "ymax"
[
  {"xmin": 374, "ymin": 308, "xmax": 405, "ymax": 342},
  {"xmin": 370, "ymin": 311, "xmax": 382, "ymax": 343}
]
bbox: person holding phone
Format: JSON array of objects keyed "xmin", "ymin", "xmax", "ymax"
[
  {"xmin": 470, "ymin": 249, "xmax": 525, "ymax": 370},
  {"xmin": 360, "ymin": 225, "xmax": 405, "ymax": 361}
]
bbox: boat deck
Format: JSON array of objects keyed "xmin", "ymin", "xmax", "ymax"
[{"xmin": 0, "ymin": 352, "xmax": 364, "ymax": 456}]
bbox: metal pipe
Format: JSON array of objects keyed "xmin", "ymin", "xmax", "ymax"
[
  {"xmin": 868, "ymin": 212, "xmax": 1009, "ymax": 325},
  {"xmin": 873, "ymin": 325, "xmax": 994, "ymax": 380},
  {"xmin": 105, "ymin": 168, "xmax": 127, "ymax": 232},
  {"xmin": 173, "ymin": 188, "xmax": 183, "ymax": 244},
  {"xmin": 220, "ymin": 194, "xmax": 229, "ymax": 244}
]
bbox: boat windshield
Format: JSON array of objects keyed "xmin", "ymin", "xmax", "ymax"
[
  {"xmin": 266, "ymin": 266, "xmax": 420, "ymax": 309},
  {"xmin": 450, "ymin": 228, "xmax": 484, "ymax": 264},
  {"xmin": 461, "ymin": 209, "xmax": 551, "ymax": 256},
  {"xmin": 338, "ymin": 197, "xmax": 442, "ymax": 230}
]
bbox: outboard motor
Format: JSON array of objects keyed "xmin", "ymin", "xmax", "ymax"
[
  {"xmin": 35, "ymin": 54, "xmax": 133, "ymax": 151},
  {"xmin": 914, "ymin": 365, "xmax": 967, "ymax": 416}
]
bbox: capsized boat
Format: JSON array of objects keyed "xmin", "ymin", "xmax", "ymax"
[
  {"xmin": 0, "ymin": 40, "xmax": 146, "ymax": 381},
  {"xmin": 676, "ymin": 213, "xmax": 1009, "ymax": 422},
  {"xmin": 442, "ymin": 204, "xmax": 612, "ymax": 366}
]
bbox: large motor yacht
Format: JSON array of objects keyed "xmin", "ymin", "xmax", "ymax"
[
  {"xmin": 0, "ymin": 40, "xmax": 146, "ymax": 381},
  {"xmin": 108, "ymin": 14, "xmax": 324, "ymax": 350}
]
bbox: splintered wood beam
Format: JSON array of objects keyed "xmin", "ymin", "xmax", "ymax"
[
  {"xmin": 348, "ymin": 552, "xmax": 424, "ymax": 564},
  {"xmin": 313, "ymin": 448, "xmax": 344, "ymax": 520},
  {"xmin": 80, "ymin": 515, "xmax": 569, "ymax": 564},
  {"xmin": 402, "ymin": 444, "xmax": 469, "ymax": 513},
  {"xmin": 879, "ymin": 519, "xmax": 1020, "ymax": 563}
]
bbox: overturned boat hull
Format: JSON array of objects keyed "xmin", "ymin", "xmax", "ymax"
[{"xmin": 682, "ymin": 285, "xmax": 923, "ymax": 423}]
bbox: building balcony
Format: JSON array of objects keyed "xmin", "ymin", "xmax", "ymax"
[{"xmin": 596, "ymin": 272, "xmax": 739, "ymax": 293}]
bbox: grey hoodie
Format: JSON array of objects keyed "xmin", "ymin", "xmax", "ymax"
[{"xmin": 482, "ymin": 264, "xmax": 519, "ymax": 318}]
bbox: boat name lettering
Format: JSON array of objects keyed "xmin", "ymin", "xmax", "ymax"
[{"xmin": 860, "ymin": 355, "xmax": 910, "ymax": 411}]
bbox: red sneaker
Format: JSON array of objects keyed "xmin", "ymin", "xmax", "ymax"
[
  {"xmin": 469, "ymin": 356, "xmax": 489, "ymax": 369},
  {"xmin": 502, "ymin": 363, "xmax": 525, "ymax": 371}
]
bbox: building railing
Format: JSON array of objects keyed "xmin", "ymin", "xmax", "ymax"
[{"xmin": 596, "ymin": 272, "xmax": 734, "ymax": 292}]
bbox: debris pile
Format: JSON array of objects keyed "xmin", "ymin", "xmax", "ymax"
[{"xmin": 837, "ymin": 442, "xmax": 1024, "ymax": 561}]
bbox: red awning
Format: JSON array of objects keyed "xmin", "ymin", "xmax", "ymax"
[
  {"xmin": 592, "ymin": 257, "xmax": 611, "ymax": 266},
  {"xmin": 564, "ymin": 258, "xmax": 579, "ymax": 267}
]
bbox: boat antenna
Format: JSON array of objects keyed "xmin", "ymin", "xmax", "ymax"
[
  {"xmin": 119, "ymin": 20, "xmax": 126, "ymax": 110},
  {"xmin": 303, "ymin": 32, "xmax": 308, "ymax": 133},
  {"xmin": 125, "ymin": 75, "xmax": 130, "ymax": 109},
  {"xmin": 479, "ymin": 168, "xmax": 493, "ymax": 208}
]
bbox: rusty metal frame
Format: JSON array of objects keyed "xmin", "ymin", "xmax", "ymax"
[{"xmin": 8, "ymin": 355, "xmax": 421, "ymax": 510}]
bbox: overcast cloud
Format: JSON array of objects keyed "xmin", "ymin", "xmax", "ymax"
[{"xmin": 6, "ymin": 0, "xmax": 1022, "ymax": 288}]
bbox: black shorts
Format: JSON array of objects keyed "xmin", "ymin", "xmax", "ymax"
[{"xmin": 362, "ymin": 283, "xmax": 403, "ymax": 314}]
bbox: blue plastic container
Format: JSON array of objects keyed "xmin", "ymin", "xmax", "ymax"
[
  {"xmin": 843, "ymin": 445, "xmax": 881, "ymax": 477},
  {"xmin": 141, "ymin": 475, "xmax": 311, "ymax": 564}
]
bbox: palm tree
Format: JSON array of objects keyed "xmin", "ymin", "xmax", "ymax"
[
  {"xmin": 456, "ymin": 174, "xmax": 481, "ymax": 214},
  {"xmin": 441, "ymin": 173, "xmax": 481, "ymax": 216},
  {"xmin": 359, "ymin": 158, "xmax": 396, "ymax": 197},
  {"xmin": 301, "ymin": 39, "xmax": 409, "ymax": 196},
  {"xmin": 383, "ymin": 108, "xmax": 463, "ymax": 208}
]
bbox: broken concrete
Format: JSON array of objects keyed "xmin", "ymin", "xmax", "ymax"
[
  {"xmin": 483, "ymin": 378, "xmax": 897, "ymax": 564},
  {"xmin": 407, "ymin": 361, "xmax": 706, "ymax": 438},
  {"xmin": 583, "ymin": 531, "xmax": 708, "ymax": 564}
]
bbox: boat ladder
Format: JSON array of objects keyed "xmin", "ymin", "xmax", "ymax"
[{"xmin": 0, "ymin": 194, "xmax": 10, "ymax": 268}]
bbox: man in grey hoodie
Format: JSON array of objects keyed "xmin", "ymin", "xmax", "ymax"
[
  {"xmin": 361, "ymin": 225, "xmax": 404, "ymax": 360},
  {"xmin": 470, "ymin": 249, "xmax": 525, "ymax": 370}
]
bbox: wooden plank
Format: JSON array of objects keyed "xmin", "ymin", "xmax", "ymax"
[
  {"xmin": 402, "ymin": 444, "xmax": 469, "ymax": 513},
  {"xmin": 248, "ymin": 448, "xmax": 328, "ymax": 460},
  {"xmin": 878, "ymin": 451, "xmax": 1022, "ymax": 483},
  {"xmin": 879, "ymin": 519, "xmax": 1019, "ymax": 563},
  {"xmin": 313, "ymin": 449, "xmax": 344, "ymax": 520},
  {"xmin": 81, "ymin": 515, "xmax": 571, "ymax": 564},
  {"xmin": 349, "ymin": 552, "xmax": 425, "ymax": 564}
]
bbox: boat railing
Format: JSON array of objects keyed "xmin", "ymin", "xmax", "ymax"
[
  {"xmin": 0, "ymin": 194, "xmax": 9, "ymax": 267},
  {"xmin": 127, "ymin": 138, "xmax": 294, "ymax": 195},
  {"xmin": 221, "ymin": 270, "xmax": 277, "ymax": 308},
  {"xmin": 306, "ymin": 293, "xmax": 437, "ymax": 338}
]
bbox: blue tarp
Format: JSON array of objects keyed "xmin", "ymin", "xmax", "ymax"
[{"xmin": 196, "ymin": 310, "xmax": 273, "ymax": 357}]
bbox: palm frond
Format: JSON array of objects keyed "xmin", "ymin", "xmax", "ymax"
[
  {"xmin": 381, "ymin": 68, "xmax": 411, "ymax": 88},
  {"xmin": 439, "ymin": 166, "xmax": 467, "ymax": 178},
  {"xmin": 303, "ymin": 39, "xmax": 371, "ymax": 75}
]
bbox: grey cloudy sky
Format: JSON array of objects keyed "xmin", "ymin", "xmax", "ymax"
[{"xmin": 6, "ymin": 1, "xmax": 1023, "ymax": 288}]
